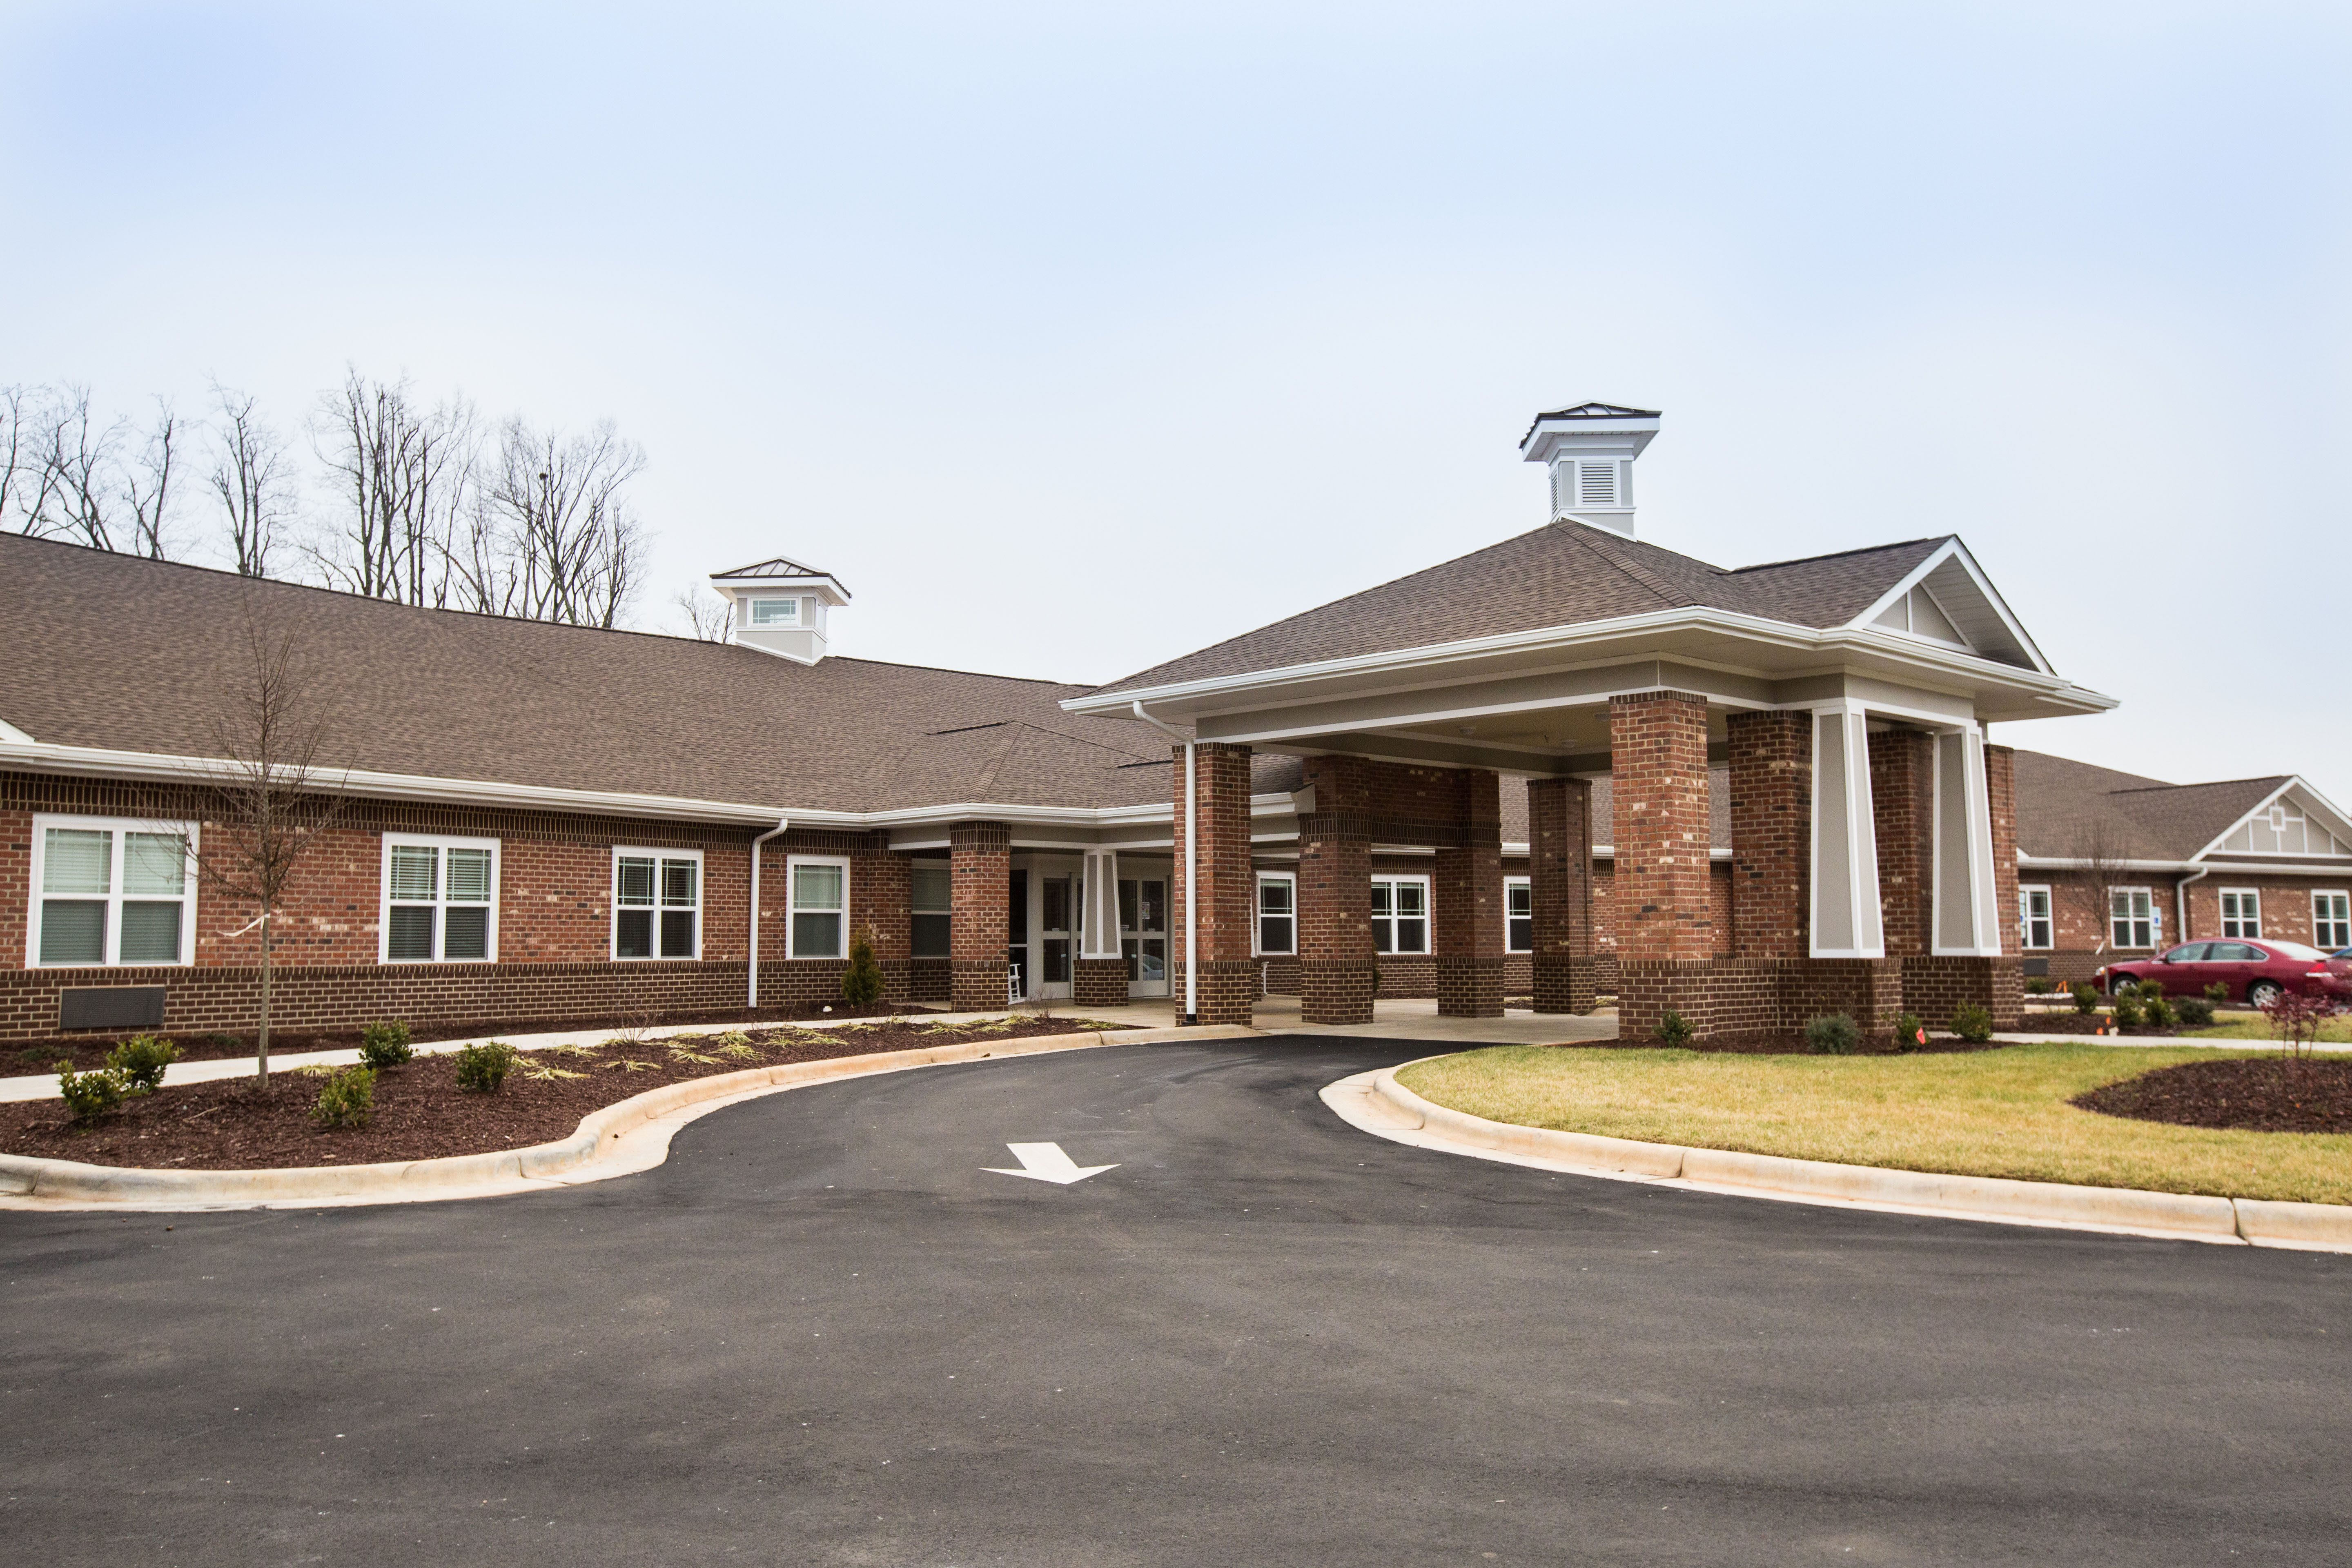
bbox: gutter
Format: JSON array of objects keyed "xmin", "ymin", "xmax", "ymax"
[
  {"xmin": 746, "ymin": 818, "xmax": 791, "ymax": 1009},
  {"xmin": 1128, "ymin": 701, "xmax": 1199, "ymax": 1025},
  {"xmin": 2176, "ymin": 865, "xmax": 2209, "ymax": 953}
]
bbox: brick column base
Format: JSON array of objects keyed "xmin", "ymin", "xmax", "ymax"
[
  {"xmin": 1899, "ymin": 956, "xmax": 2023, "ymax": 1029},
  {"xmin": 1531, "ymin": 953, "xmax": 1600, "ymax": 1014},
  {"xmin": 1073, "ymin": 957, "xmax": 1129, "ymax": 1008},
  {"xmin": 1436, "ymin": 956, "xmax": 1504, "ymax": 1018},
  {"xmin": 1618, "ymin": 957, "xmax": 1907, "ymax": 1042},
  {"xmin": 1300, "ymin": 960, "xmax": 1376, "ymax": 1025},
  {"xmin": 951, "ymin": 958, "xmax": 1010, "ymax": 1011},
  {"xmin": 1184, "ymin": 959, "xmax": 1258, "ymax": 1027}
]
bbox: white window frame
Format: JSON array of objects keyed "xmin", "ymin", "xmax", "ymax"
[
  {"xmin": 610, "ymin": 846, "xmax": 704, "ymax": 961},
  {"xmin": 378, "ymin": 833, "xmax": 501, "ymax": 964},
  {"xmin": 1371, "ymin": 873, "xmax": 1432, "ymax": 956},
  {"xmin": 749, "ymin": 596, "xmax": 801, "ymax": 627},
  {"xmin": 27, "ymin": 813, "xmax": 200, "ymax": 968},
  {"xmin": 2018, "ymin": 884, "xmax": 2053, "ymax": 951},
  {"xmin": 2109, "ymin": 886, "xmax": 2155, "ymax": 951},
  {"xmin": 2314, "ymin": 890, "xmax": 2351, "ymax": 951},
  {"xmin": 1504, "ymin": 875, "xmax": 1532, "ymax": 953},
  {"xmin": 785, "ymin": 854, "xmax": 851, "ymax": 960},
  {"xmin": 1254, "ymin": 871, "xmax": 1296, "ymax": 956},
  {"xmin": 2219, "ymin": 888, "xmax": 2261, "ymax": 940}
]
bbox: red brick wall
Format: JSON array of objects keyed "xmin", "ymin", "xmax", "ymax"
[
  {"xmin": 1296, "ymin": 756, "xmax": 1377, "ymax": 1023},
  {"xmin": 1432, "ymin": 769, "xmax": 1504, "ymax": 1018},
  {"xmin": 1527, "ymin": 776, "xmax": 1597, "ymax": 1012},
  {"xmin": 1172, "ymin": 742, "xmax": 1256, "ymax": 1025},
  {"xmin": 1609, "ymin": 691, "xmax": 1714, "ymax": 962},
  {"xmin": 948, "ymin": 820, "xmax": 1011, "ymax": 1010},
  {"xmin": 1869, "ymin": 728, "xmax": 1934, "ymax": 959},
  {"xmin": 1985, "ymin": 744, "xmax": 2019, "ymax": 960},
  {"xmin": 1727, "ymin": 710, "xmax": 1810, "ymax": 960}
]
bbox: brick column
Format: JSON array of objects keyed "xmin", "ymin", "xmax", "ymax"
[
  {"xmin": 1433, "ymin": 769, "xmax": 1505, "ymax": 1017},
  {"xmin": 1171, "ymin": 742, "xmax": 1256, "ymax": 1026},
  {"xmin": 1984, "ymin": 742, "xmax": 2022, "ymax": 1027},
  {"xmin": 1869, "ymin": 727, "xmax": 1935, "ymax": 960},
  {"xmin": 851, "ymin": 832, "xmax": 911, "ymax": 1001},
  {"xmin": 1727, "ymin": 710, "xmax": 1810, "ymax": 960},
  {"xmin": 949, "ymin": 820, "xmax": 1011, "ymax": 1011},
  {"xmin": 1296, "ymin": 755, "xmax": 1375, "ymax": 1025},
  {"xmin": 1527, "ymin": 777, "xmax": 1596, "ymax": 1013},
  {"xmin": 1610, "ymin": 690, "xmax": 1715, "ymax": 1039}
]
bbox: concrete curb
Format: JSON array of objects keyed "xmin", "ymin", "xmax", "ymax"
[
  {"xmin": 1317, "ymin": 1060, "xmax": 2352, "ymax": 1253},
  {"xmin": 0, "ymin": 1025, "xmax": 1258, "ymax": 1213}
]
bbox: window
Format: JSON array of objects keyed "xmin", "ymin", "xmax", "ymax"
[
  {"xmin": 787, "ymin": 856, "xmax": 848, "ymax": 959},
  {"xmin": 2220, "ymin": 889, "xmax": 2261, "ymax": 940},
  {"xmin": 750, "ymin": 597, "xmax": 800, "ymax": 627},
  {"xmin": 2109, "ymin": 888, "xmax": 2154, "ymax": 950},
  {"xmin": 1371, "ymin": 875, "xmax": 1430, "ymax": 954},
  {"xmin": 2019, "ymin": 885, "xmax": 2053, "ymax": 951},
  {"xmin": 2211, "ymin": 941, "xmax": 2266, "ymax": 962},
  {"xmin": 381, "ymin": 835, "xmax": 498, "ymax": 962},
  {"xmin": 1256, "ymin": 872, "xmax": 1296, "ymax": 956},
  {"xmin": 613, "ymin": 848, "xmax": 701, "ymax": 960},
  {"xmin": 911, "ymin": 865, "xmax": 951, "ymax": 958},
  {"xmin": 28, "ymin": 815, "xmax": 198, "ymax": 967},
  {"xmin": 1506, "ymin": 877, "xmax": 1532, "ymax": 953},
  {"xmin": 2316, "ymin": 891, "xmax": 2352, "ymax": 951}
]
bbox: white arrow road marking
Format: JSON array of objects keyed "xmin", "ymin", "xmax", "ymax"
[{"xmin": 983, "ymin": 1142, "xmax": 1118, "ymax": 1186}]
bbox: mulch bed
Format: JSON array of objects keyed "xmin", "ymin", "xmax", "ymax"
[
  {"xmin": 1596, "ymin": 1030, "xmax": 2006, "ymax": 1056},
  {"xmin": 0, "ymin": 1017, "xmax": 1124, "ymax": 1172},
  {"xmin": 2073, "ymin": 1056, "xmax": 2352, "ymax": 1134},
  {"xmin": 2013, "ymin": 1011, "xmax": 2216, "ymax": 1037},
  {"xmin": 6, "ymin": 1001, "xmax": 937, "ymax": 1073}
]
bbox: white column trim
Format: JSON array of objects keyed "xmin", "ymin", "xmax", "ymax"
[
  {"xmin": 1930, "ymin": 721, "xmax": 2006, "ymax": 956},
  {"xmin": 1808, "ymin": 701, "xmax": 1884, "ymax": 959},
  {"xmin": 1080, "ymin": 847, "xmax": 1121, "ymax": 960}
]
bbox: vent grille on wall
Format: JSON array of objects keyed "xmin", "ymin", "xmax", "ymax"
[{"xmin": 1577, "ymin": 462, "xmax": 1619, "ymax": 506}]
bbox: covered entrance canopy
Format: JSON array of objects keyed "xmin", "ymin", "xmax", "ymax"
[{"xmin": 1067, "ymin": 517, "xmax": 2115, "ymax": 1036}]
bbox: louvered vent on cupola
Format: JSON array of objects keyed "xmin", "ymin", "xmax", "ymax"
[{"xmin": 1519, "ymin": 403, "xmax": 1659, "ymax": 538}]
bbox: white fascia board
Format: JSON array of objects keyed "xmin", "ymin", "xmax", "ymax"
[
  {"xmin": 1065, "ymin": 603, "xmax": 2111, "ymax": 721},
  {"xmin": 2018, "ymin": 855, "xmax": 2201, "ymax": 873},
  {"xmin": 1845, "ymin": 539, "xmax": 2058, "ymax": 678},
  {"xmin": 1584, "ymin": 845, "xmax": 1731, "ymax": 862},
  {"xmin": 0, "ymin": 716, "xmax": 31, "ymax": 744}
]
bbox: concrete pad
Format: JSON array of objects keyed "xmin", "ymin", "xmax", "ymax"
[{"xmin": 1073, "ymin": 994, "xmax": 1621, "ymax": 1045}]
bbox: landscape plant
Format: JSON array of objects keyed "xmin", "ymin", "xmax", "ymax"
[
  {"xmin": 2072, "ymin": 983, "xmax": 2099, "ymax": 1015},
  {"xmin": 2173, "ymin": 996, "xmax": 2216, "ymax": 1028},
  {"xmin": 2139, "ymin": 982, "xmax": 2177, "ymax": 1032},
  {"xmin": 2204, "ymin": 982, "xmax": 2229, "ymax": 1004},
  {"xmin": 106, "ymin": 1035, "xmax": 180, "ymax": 1093},
  {"xmin": 1804, "ymin": 1013, "xmax": 1861, "ymax": 1054},
  {"xmin": 311, "ymin": 1064, "xmax": 375, "ymax": 1128},
  {"xmin": 1655, "ymin": 1009, "xmax": 1694, "ymax": 1047},
  {"xmin": 454, "ymin": 1039, "xmax": 518, "ymax": 1092},
  {"xmin": 2262, "ymin": 989, "xmax": 2337, "ymax": 1067},
  {"xmin": 55, "ymin": 1062, "xmax": 127, "ymax": 1120},
  {"xmin": 1893, "ymin": 1012, "xmax": 1928, "ymax": 1050},
  {"xmin": 2110, "ymin": 990, "xmax": 2144, "ymax": 1030},
  {"xmin": 357, "ymin": 1020, "xmax": 414, "ymax": 1069},
  {"xmin": 1951, "ymin": 1003, "xmax": 1995, "ymax": 1044},
  {"xmin": 841, "ymin": 926, "xmax": 884, "ymax": 1007}
]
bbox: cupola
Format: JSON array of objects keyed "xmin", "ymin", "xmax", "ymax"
[
  {"xmin": 1518, "ymin": 402, "xmax": 1660, "ymax": 538},
  {"xmin": 708, "ymin": 556, "xmax": 852, "ymax": 664}
]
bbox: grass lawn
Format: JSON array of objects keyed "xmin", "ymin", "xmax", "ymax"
[
  {"xmin": 1394, "ymin": 1043, "xmax": 2352, "ymax": 1206},
  {"xmin": 2180, "ymin": 1011, "xmax": 2352, "ymax": 1044}
]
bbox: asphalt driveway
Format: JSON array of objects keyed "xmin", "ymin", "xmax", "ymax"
[{"xmin": 3, "ymin": 1036, "xmax": 2346, "ymax": 1565}]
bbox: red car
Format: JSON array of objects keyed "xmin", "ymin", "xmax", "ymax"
[{"xmin": 2100, "ymin": 940, "xmax": 2352, "ymax": 1008}]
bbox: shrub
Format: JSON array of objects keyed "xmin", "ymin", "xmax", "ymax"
[
  {"xmin": 454, "ymin": 1039, "xmax": 518, "ymax": 1093},
  {"xmin": 1805, "ymin": 1013, "xmax": 1862, "ymax": 1054},
  {"xmin": 1893, "ymin": 1011, "xmax": 1928, "ymax": 1050},
  {"xmin": 2173, "ymin": 996, "xmax": 2216, "ymax": 1028},
  {"xmin": 311, "ymin": 1064, "xmax": 376, "ymax": 1128},
  {"xmin": 841, "ymin": 927, "xmax": 884, "ymax": 1008},
  {"xmin": 2141, "ymin": 993, "xmax": 2178, "ymax": 1031},
  {"xmin": 107, "ymin": 1034, "xmax": 180, "ymax": 1094},
  {"xmin": 2072, "ymin": 983, "xmax": 2099, "ymax": 1014},
  {"xmin": 2263, "ymin": 989, "xmax": 2337, "ymax": 1065},
  {"xmin": 2022, "ymin": 977, "xmax": 2054, "ymax": 994},
  {"xmin": 2111, "ymin": 993, "xmax": 2144, "ymax": 1029},
  {"xmin": 1951, "ymin": 1003, "xmax": 1995, "ymax": 1044},
  {"xmin": 1655, "ymin": 1009, "xmax": 1694, "ymax": 1047},
  {"xmin": 2204, "ymin": 982, "xmax": 2229, "ymax": 1004},
  {"xmin": 56, "ymin": 1062, "xmax": 126, "ymax": 1120},
  {"xmin": 358, "ymin": 1020, "xmax": 414, "ymax": 1069}
]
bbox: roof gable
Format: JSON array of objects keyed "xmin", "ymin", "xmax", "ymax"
[
  {"xmin": 2198, "ymin": 779, "xmax": 2352, "ymax": 862},
  {"xmin": 1843, "ymin": 538, "xmax": 2049, "ymax": 674}
]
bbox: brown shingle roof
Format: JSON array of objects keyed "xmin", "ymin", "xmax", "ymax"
[
  {"xmin": 2009, "ymin": 749, "xmax": 2285, "ymax": 862},
  {"xmin": 1091, "ymin": 523, "xmax": 1949, "ymax": 695},
  {"xmin": 0, "ymin": 534, "xmax": 1186, "ymax": 815}
]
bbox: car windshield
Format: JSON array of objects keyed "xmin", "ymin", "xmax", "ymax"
[{"xmin": 2265, "ymin": 940, "xmax": 2330, "ymax": 962}]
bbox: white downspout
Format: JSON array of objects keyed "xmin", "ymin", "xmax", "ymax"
[
  {"xmin": 2176, "ymin": 865, "xmax": 2209, "ymax": 954},
  {"xmin": 1131, "ymin": 701, "xmax": 1198, "ymax": 1025},
  {"xmin": 748, "ymin": 817, "xmax": 791, "ymax": 1009}
]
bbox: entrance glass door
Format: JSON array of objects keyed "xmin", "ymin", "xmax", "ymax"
[
  {"xmin": 1040, "ymin": 875, "xmax": 1075, "ymax": 995},
  {"xmin": 1120, "ymin": 878, "xmax": 1169, "ymax": 998}
]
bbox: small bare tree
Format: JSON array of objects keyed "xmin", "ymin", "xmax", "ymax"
[
  {"xmin": 180, "ymin": 610, "xmax": 347, "ymax": 1085},
  {"xmin": 457, "ymin": 417, "xmax": 647, "ymax": 627},
  {"xmin": 18, "ymin": 384, "xmax": 123, "ymax": 549},
  {"xmin": 309, "ymin": 368, "xmax": 477, "ymax": 606},
  {"xmin": 2071, "ymin": 817, "xmax": 2140, "ymax": 956},
  {"xmin": 671, "ymin": 587, "xmax": 731, "ymax": 642},
  {"xmin": 122, "ymin": 397, "xmax": 182, "ymax": 560},
  {"xmin": 207, "ymin": 383, "xmax": 292, "ymax": 577}
]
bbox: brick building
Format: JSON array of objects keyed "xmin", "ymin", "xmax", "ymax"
[{"xmin": 6, "ymin": 402, "xmax": 2159, "ymax": 1042}]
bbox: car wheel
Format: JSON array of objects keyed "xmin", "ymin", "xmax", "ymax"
[{"xmin": 2248, "ymin": 980, "xmax": 2282, "ymax": 1010}]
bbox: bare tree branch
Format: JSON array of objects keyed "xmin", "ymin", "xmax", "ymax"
[
  {"xmin": 207, "ymin": 382, "xmax": 292, "ymax": 577},
  {"xmin": 18, "ymin": 385, "xmax": 124, "ymax": 549},
  {"xmin": 307, "ymin": 368, "xmax": 476, "ymax": 606},
  {"xmin": 671, "ymin": 586, "xmax": 732, "ymax": 643},
  {"xmin": 459, "ymin": 416, "xmax": 648, "ymax": 628},
  {"xmin": 2071, "ymin": 816, "xmax": 2140, "ymax": 957},
  {"xmin": 122, "ymin": 397, "xmax": 181, "ymax": 560}
]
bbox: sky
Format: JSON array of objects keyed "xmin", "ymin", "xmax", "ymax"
[{"xmin": 4, "ymin": 2, "xmax": 2348, "ymax": 796}]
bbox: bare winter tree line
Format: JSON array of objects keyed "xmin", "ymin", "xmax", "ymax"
[{"xmin": 0, "ymin": 371, "xmax": 651, "ymax": 629}]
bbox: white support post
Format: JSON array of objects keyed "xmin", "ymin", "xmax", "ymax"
[
  {"xmin": 1080, "ymin": 848, "xmax": 1120, "ymax": 960},
  {"xmin": 1931, "ymin": 724, "xmax": 2005, "ymax": 955},
  {"xmin": 1808, "ymin": 703, "xmax": 1884, "ymax": 959}
]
